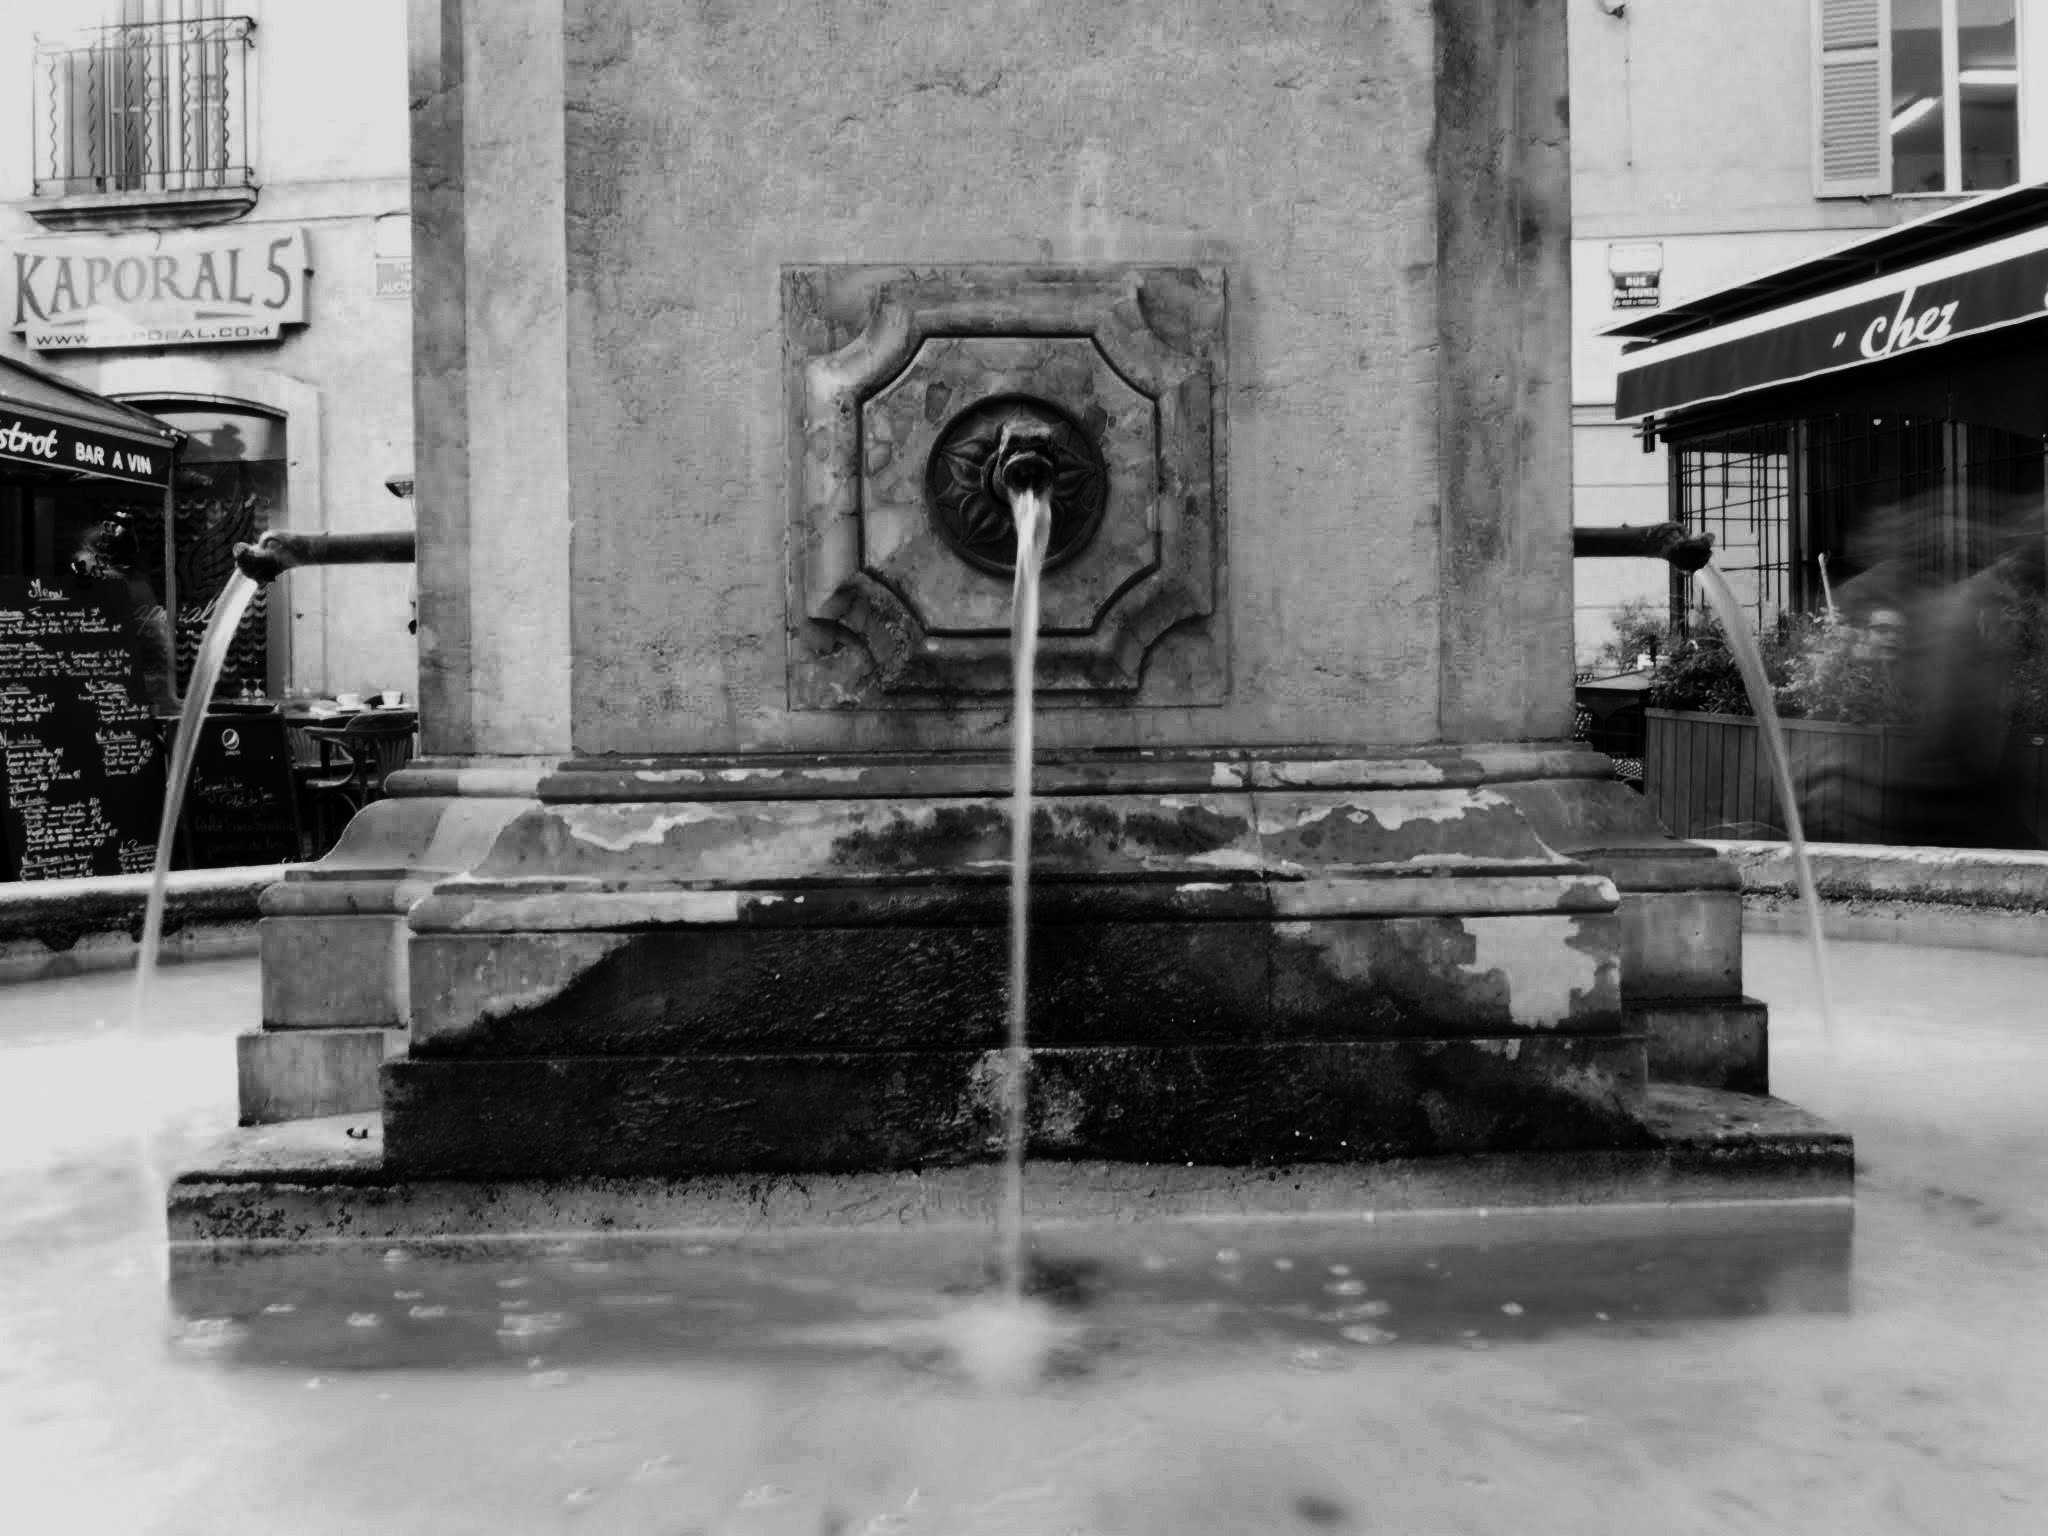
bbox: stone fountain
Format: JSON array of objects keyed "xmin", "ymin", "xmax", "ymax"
[{"xmin": 176, "ymin": 0, "xmax": 1845, "ymax": 1237}]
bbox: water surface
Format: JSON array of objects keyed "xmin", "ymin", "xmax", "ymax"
[{"xmin": 3, "ymin": 940, "xmax": 2044, "ymax": 1533}]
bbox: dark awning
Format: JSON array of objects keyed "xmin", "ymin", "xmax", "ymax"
[
  {"xmin": 1613, "ymin": 222, "xmax": 2048, "ymax": 424},
  {"xmin": 1609, "ymin": 177, "xmax": 2048, "ymax": 426},
  {"xmin": 1638, "ymin": 321, "xmax": 2048, "ymax": 445},
  {"xmin": 0, "ymin": 352, "xmax": 180, "ymax": 488}
]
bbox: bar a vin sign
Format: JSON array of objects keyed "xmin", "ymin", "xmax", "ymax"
[
  {"xmin": 0, "ymin": 415, "xmax": 168, "ymax": 486},
  {"xmin": 11, "ymin": 227, "xmax": 309, "ymax": 350}
]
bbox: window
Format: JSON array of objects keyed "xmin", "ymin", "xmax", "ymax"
[
  {"xmin": 31, "ymin": 3, "xmax": 256, "ymax": 202},
  {"xmin": 145, "ymin": 404, "xmax": 287, "ymax": 697},
  {"xmin": 1892, "ymin": 0, "xmax": 2018, "ymax": 193},
  {"xmin": 1673, "ymin": 426, "xmax": 1794, "ymax": 637},
  {"xmin": 1814, "ymin": 0, "xmax": 2022, "ymax": 198},
  {"xmin": 1672, "ymin": 415, "xmax": 2045, "ymax": 632}
]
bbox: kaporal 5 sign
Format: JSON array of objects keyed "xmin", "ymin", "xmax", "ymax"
[{"xmin": 10, "ymin": 227, "xmax": 309, "ymax": 350}]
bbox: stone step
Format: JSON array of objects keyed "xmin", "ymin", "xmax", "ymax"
[
  {"xmin": 380, "ymin": 1035, "xmax": 1649, "ymax": 1178},
  {"xmin": 1628, "ymin": 996, "xmax": 1769, "ymax": 1095},
  {"xmin": 237, "ymin": 1026, "xmax": 406, "ymax": 1124},
  {"xmin": 165, "ymin": 1083, "xmax": 1851, "ymax": 1248}
]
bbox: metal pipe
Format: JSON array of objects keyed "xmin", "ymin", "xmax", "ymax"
[
  {"xmin": 232, "ymin": 529, "xmax": 417, "ymax": 586},
  {"xmin": 1573, "ymin": 522, "xmax": 1715, "ymax": 573}
]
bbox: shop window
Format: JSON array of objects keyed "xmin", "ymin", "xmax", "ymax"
[
  {"xmin": 1673, "ymin": 415, "xmax": 2046, "ymax": 635},
  {"xmin": 30, "ymin": 2, "xmax": 257, "ymax": 211},
  {"xmin": 141, "ymin": 404, "xmax": 285, "ymax": 698},
  {"xmin": 1815, "ymin": 0, "xmax": 2021, "ymax": 198}
]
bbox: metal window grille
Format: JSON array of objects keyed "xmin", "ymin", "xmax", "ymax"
[
  {"xmin": 32, "ymin": 12, "xmax": 255, "ymax": 197},
  {"xmin": 1671, "ymin": 424, "xmax": 1792, "ymax": 637},
  {"xmin": 1672, "ymin": 416, "xmax": 2046, "ymax": 631}
]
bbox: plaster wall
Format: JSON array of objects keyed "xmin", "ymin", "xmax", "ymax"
[
  {"xmin": 1571, "ymin": 412, "xmax": 1667, "ymax": 669},
  {"xmin": 524, "ymin": 0, "xmax": 1568, "ymax": 757},
  {"xmin": 1570, "ymin": 0, "xmax": 1824, "ymax": 241},
  {"xmin": 1569, "ymin": 0, "xmax": 2048, "ymax": 241}
]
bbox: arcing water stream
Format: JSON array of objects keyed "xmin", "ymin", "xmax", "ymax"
[
  {"xmin": 1694, "ymin": 564, "xmax": 1838, "ymax": 1045},
  {"xmin": 130, "ymin": 570, "xmax": 262, "ymax": 1034}
]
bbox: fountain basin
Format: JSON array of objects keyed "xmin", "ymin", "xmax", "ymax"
[{"xmin": 25, "ymin": 936, "xmax": 2048, "ymax": 1534}]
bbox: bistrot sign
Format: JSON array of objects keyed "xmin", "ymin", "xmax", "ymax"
[
  {"xmin": 0, "ymin": 412, "xmax": 170, "ymax": 487},
  {"xmin": 10, "ymin": 227, "xmax": 309, "ymax": 351}
]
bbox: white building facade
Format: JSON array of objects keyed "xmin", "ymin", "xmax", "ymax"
[
  {"xmin": 1, "ymin": 0, "xmax": 414, "ymax": 701},
  {"xmin": 1570, "ymin": 0, "xmax": 2048, "ymax": 663}
]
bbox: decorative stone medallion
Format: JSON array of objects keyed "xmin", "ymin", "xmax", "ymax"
[
  {"xmin": 924, "ymin": 395, "xmax": 1107, "ymax": 575},
  {"xmin": 783, "ymin": 265, "xmax": 1227, "ymax": 707}
]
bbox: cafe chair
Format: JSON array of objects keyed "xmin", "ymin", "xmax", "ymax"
[
  {"xmin": 289, "ymin": 724, "xmax": 347, "ymax": 857},
  {"xmin": 302, "ymin": 709, "xmax": 419, "ymax": 818}
]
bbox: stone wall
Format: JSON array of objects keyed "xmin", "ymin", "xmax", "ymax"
[{"xmin": 414, "ymin": 0, "xmax": 1573, "ymax": 757}]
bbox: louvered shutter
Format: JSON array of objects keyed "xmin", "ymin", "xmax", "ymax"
[{"xmin": 1813, "ymin": 0, "xmax": 1892, "ymax": 197}]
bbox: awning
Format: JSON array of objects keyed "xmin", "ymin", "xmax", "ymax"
[
  {"xmin": 1613, "ymin": 218, "xmax": 2048, "ymax": 424},
  {"xmin": 0, "ymin": 352, "xmax": 180, "ymax": 487}
]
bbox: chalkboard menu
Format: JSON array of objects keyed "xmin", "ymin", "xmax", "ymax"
[
  {"xmin": 177, "ymin": 710, "xmax": 301, "ymax": 868},
  {"xmin": 0, "ymin": 577, "xmax": 167, "ymax": 880}
]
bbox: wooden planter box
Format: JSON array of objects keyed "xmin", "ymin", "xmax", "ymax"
[{"xmin": 1644, "ymin": 709, "xmax": 2048, "ymax": 845}]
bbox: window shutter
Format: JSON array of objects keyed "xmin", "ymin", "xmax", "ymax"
[{"xmin": 1813, "ymin": 0, "xmax": 1892, "ymax": 197}]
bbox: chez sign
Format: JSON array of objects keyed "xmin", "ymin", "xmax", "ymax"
[
  {"xmin": 1613, "ymin": 225, "xmax": 2048, "ymax": 421},
  {"xmin": 10, "ymin": 227, "xmax": 309, "ymax": 351}
]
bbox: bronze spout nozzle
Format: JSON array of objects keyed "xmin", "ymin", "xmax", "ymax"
[
  {"xmin": 232, "ymin": 532, "xmax": 300, "ymax": 585},
  {"xmin": 993, "ymin": 421, "xmax": 1059, "ymax": 501}
]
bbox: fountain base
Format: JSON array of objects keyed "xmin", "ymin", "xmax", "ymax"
[
  {"xmin": 223, "ymin": 743, "xmax": 1811, "ymax": 1179},
  {"xmin": 167, "ymin": 1084, "xmax": 1850, "ymax": 1246},
  {"xmin": 200, "ymin": 742, "xmax": 1839, "ymax": 1222}
]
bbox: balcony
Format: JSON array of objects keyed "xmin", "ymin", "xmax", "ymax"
[{"xmin": 29, "ymin": 17, "xmax": 258, "ymax": 229}]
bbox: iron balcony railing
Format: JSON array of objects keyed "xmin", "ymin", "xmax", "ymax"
[{"xmin": 32, "ymin": 17, "xmax": 256, "ymax": 198}]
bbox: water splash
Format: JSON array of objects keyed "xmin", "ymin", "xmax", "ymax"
[
  {"xmin": 1694, "ymin": 565, "xmax": 1837, "ymax": 1046},
  {"xmin": 936, "ymin": 1294, "xmax": 1068, "ymax": 1391},
  {"xmin": 1001, "ymin": 487, "xmax": 1053, "ymax": 1302},
  {"xmin": 131, "ymin": 569, "xmax": 261, "ymax": 1032}
]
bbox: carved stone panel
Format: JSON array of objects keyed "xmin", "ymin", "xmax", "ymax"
[{"xmin": 784, "ymin": 265, "xmax": 1226, "ymax": 708}]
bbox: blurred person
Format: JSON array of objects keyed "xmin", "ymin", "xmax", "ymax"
[
  {"xmin": 1800, "ymin": 482, "xmax": 2045, "ymax": 850},
  {"xmin": 1856, "ymin": 607, "xmax": 1907, "ymax": 663},
  {"xmin": 69, "ymin": 508, "xmax": 178, "ymax": 714},
  {"xmin": 1887, "ymin": 545, "xmax": 2042, "ymax": 849}
]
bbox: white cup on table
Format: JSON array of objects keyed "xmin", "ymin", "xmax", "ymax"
[{"xmin": 335, "ymin": 692, "xmax": 364, "ymax": 710}]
